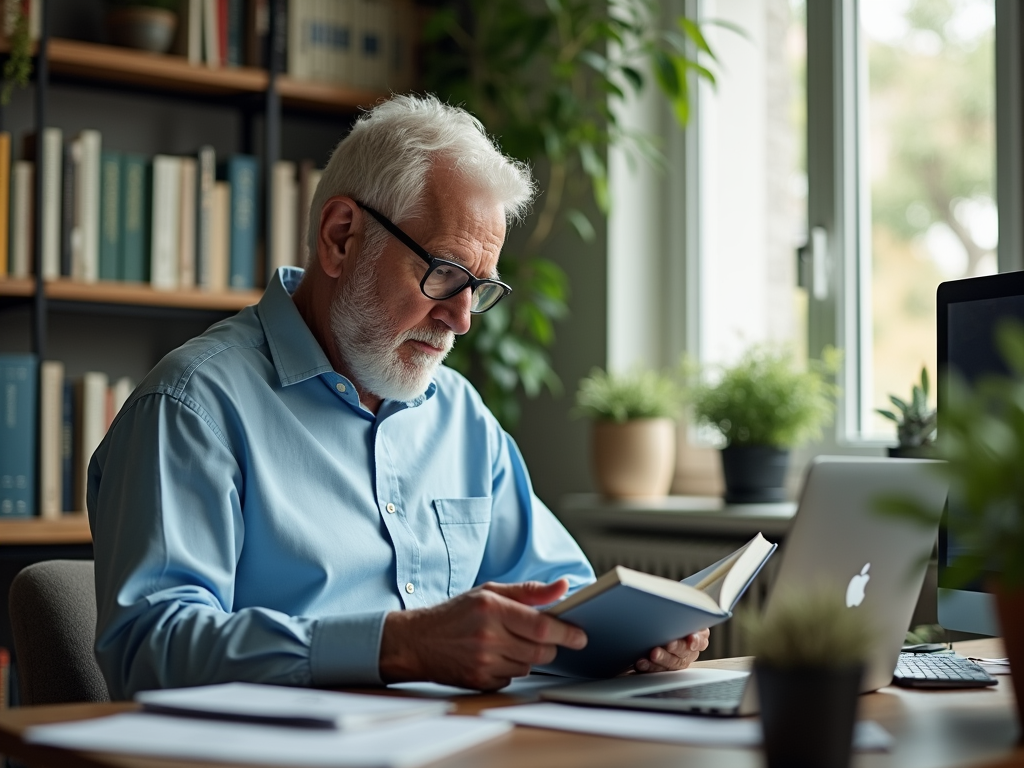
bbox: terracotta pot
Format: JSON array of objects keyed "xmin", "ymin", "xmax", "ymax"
[
  {"xmin": 994, "ymin": 585, "xmax": 1024, "ymax": 739},
  {"xmin": 591, "ymin": 418, "xmax": 675, "ymax": 499}
]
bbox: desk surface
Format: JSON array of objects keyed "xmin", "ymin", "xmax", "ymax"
[{"xmin": 0, "ymin": 639, "xmax": 1019, "ymax": 768}]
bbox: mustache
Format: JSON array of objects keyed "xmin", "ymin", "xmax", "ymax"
[{"xmin": 402, "ymin": 327, "xmax": 455, "ymax": 353}]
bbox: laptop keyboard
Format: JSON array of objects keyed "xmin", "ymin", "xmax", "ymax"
[
  {"xmin": 635, "ymin": 676, "xmax": 748, "ymax": 701},
  {"xmin": 893, "ymin": 652, "xmax": 997, "ymax": 688}
]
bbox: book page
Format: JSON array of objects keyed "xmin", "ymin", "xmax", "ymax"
[{"xmin": 718, "ymin": 533, "xmax": 776, "ymax": 611}]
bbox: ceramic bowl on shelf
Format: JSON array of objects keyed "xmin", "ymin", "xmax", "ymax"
[{"xmin": 106, "ymin": 7, "xmax": 178, "ymax": 54}]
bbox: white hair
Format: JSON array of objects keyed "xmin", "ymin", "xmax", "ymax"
[{"xmin": 306, "ymin": 94, "xmax": 536, "ymax": 264}]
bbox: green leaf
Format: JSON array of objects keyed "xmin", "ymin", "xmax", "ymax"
[
  {"xmin": 620, "ymin": 65, "xmax": 644, "ymax": 92},
  {"xmin": 564, "ymin": 208, "xmax": 596, "ymax": 242},
  {"xmin": 578, "ymin": 50, "xmax": 609, "ymax": 74},
  {"xmin": 652, "ymin": 49, "xmax": 680, "ymax": 97},
  {"xmin": 876, "ymin": 409, "xmax": 899, "ymax": 423},
  {"xmin": 678, "ymin": 17, "xmax": 716, "ymax": 59}
]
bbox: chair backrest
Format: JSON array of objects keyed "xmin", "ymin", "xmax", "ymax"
[{"xmin": 9, "ymin": 559, "xmax": 110, "ymax": 705}]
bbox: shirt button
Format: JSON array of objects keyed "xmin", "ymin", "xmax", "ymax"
[
  {"xmin": 405, "ymin": 582, "xmax": 415, "ymax": 594},
  {"xmin": 386, "ymin": 503, "xmax": 396, "ymax": 514},
  {"xmin": 335, "ymin": 382, "xmax": 347, "ymax": 393}
]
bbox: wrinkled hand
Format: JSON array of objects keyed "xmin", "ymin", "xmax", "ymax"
[
  {"xmin": 633, "ymin": 628, "xmax": 711, "ymax": 673},
  {"xmin": 379, "ymin": 579, "xmax": 588, "ymax": 691}
]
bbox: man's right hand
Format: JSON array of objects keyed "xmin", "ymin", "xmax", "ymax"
[{"xmin": 378, "ymin": 579, "xmax": 587, "ymax": 691}]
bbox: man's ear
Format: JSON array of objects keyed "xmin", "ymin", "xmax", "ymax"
[{"xmin": 316, "ymin": 197, "xmax": 362, "ymax": 278}]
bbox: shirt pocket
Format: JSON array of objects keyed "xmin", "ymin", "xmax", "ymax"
[{"xmin": 434, "ymin": 497, "xmax": 492, "ymax": 598}]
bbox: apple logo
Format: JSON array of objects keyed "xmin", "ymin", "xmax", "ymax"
[{"xmin": 846, "ymin": 563, "xmax": 871, "ymax": 607}]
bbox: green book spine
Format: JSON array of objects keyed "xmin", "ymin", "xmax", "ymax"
[
  {"xmin": 120, "ymin": 154, "xmax": 150, "ymax": 283},
  {"xmin": 99, "ymin": 151, "xmax": 122, "ymax": 280}
]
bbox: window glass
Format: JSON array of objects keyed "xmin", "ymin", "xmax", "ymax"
[{"xmin": 859, "ymin": 0, "xmax": 996, "ymax": 437}]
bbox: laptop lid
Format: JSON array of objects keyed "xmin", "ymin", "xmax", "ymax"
[{"xmin": 543, "ymin": 456, "xmax": 947, "ymax": 716}]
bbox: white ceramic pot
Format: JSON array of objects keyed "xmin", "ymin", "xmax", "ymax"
[{"xmin": 591, "ymin": 418, "xmax": 676, "ymax": 499}]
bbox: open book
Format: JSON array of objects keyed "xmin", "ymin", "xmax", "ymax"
[{"xmin": 537, "ymin": 532, "xmax": 777, "ymax": 678}]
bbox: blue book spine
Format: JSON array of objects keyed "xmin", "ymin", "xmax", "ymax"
[
  {"xmin": 121, "ymin": 154, "xmax": 151, "ymax": 283},
  {"xmin": 61, "ymin": 378, "xmax": 74, "ymax": 513},
  {"xmin": 99, "ymin": 151, "xmax": 123, "ymax": 281},
  {"xmin": 227, "ymin": 0, "xmax": 244, "ymax": 66},
  {"xmin": 223, "ymin": 154, "xmax": 259, "ymax": 289},
  {"xmin": 0, "ymin": 354, "xmax": 39, "ymax": 518}
]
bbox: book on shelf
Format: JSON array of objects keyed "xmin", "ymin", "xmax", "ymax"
[
  {"xmin": 10, "ymin": 159, "xmax": 33, "ymax": 278},
  {"xmin": 120, "ymin": 153, "xmax": 150, "ymax": 283},
  {"xmin": 151, "ymin": 154, "xmax": 183, "ymax": 290},
  {"xmin": 208, "ymin": 180, "xmax": 231, "ymax": 292},
  {"xmin": 196, "ymin": 145, "xmax": 216, "ymax": 289},
  {"xmin": 178, "ymin": 157, "xmax": 198, "ymax": 289},
  {"xmin": 75, "ymin": 371, "xmax": 109, "ymax": 514},
  {"xmin": 538, "ymin": 533, "xmax": 777, "ymax": 678},
  {"xmin": 222, "ymin": 154, "xmax": 258, "ymax": 289},
  {"xmin": 61, "ymin": 379, "xmax": 74, "ymax": 513},
  {"xmin": 270, "ymin": 159, "xmax": 297, "ymax": 272},
  {"xmin": 60, "ymin": 139, "xmax": 75, "ymax": 277},
  {"xmin": 0, "ymin": 131, "xmax": 9, "ymax": 277},
  {"xmin": 245, "ymin": 0, "xmax": 270, "ymax": 68},
  {"xmin": 0, "ymin": 354, "xmax": 38, "ymax": 518},
  {"xmin": 173, "ymin": 0, "xmax": 203, "ymax": 64},
  {"xmin": 22, "ymin": 127, "xmax": 63, "ymax": 279},
  {"xmin": 99, "ymin": 151, "xmax": 122, "ymax": 281},
  {"xmin": 39, "ymin": 360, "xmax": 65, "ymax": 520},
  {"xmin": 71, "ymin": 129, "xmax": 102, "ymax": 283}
]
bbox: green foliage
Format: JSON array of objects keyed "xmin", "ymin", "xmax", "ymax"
[
  {"xmin": 574, "ymin": 367, "xmax": 681, "ymax": 423},
  {"xmin": 740, "ymin": 586, "xmax": 872, "ymax": 668},
  {"xmin": 876, "ymin": 321, "xmax": 1024, "ymax": 590},
  {"xmin": 876, "ymin": 366, "xmax": 937, "ymax": 449},
  {"xmin": 684, "ymin": 346, "xmax": 840, "ymax": 449},
  {"xmin": 0, "ymin": 6, "xmax": 31, "ymax": 106},
  {"xmin": 423, "ymin": 0, "xmax": 733, "ymax": 428}
]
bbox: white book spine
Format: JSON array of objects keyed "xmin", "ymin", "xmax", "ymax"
[
  {"xmin": 40, "ymin": 127, "xmax": 62, "ymax": 279},
  {"xmin": 76, "ymin": 371, "xmax": 109, "ymax": 514},
  {"xmin": 39, "ymin": 359, "xmax": 65, "ymax": 520},
  {"xmin": 288, "ymin": 0, "xmax": 312, "ymax": 80},
  {"xmin": 73, "ymin": 129, "xmax": 102, "ymax": 283},
  {"xmin": 196, "ymin": 146, "xmax": 216, "ymax": 289},
  {"xmin": 188, "ymin": 0, "xmax": 202, "ymax": 64},
  {"xmin": 111, "ymin": 376, "xmax": 135, "ymax": 416},
  {"xmin": 203, "ymin": 0, "xmax": 220, "ymax": 67},
  {"xmin": 209, "ymin": 181, "xmax": 231, "ymax": 292},
  {"xmin": 150, "ymin": 155, "xmax": 182, "ymax": 291},
  {"xmin": 178, "ymin": 157, "xmax": 198, "ymax": 289},
  {"xmin": 11, "ymin": 160, "xmax": 33, "ymax": 277},
  {"xmin": 270, "ymin": 160, "xmax": 297, "ymax": 272}
]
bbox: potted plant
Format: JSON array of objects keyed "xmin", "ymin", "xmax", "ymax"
[
  {"xmin": 106, "ymin": 0, "xmax": 179, "ymax": 54},
  {"xmin": 744, "ymin": 587, "xmax": 872, "ymax": 768},
  {"xmin": 0, "ymin": 1, "xmax": 31, "ymax": 105},
  {"xmin": 685, "ymin": 345, "xmax": 839, "ymax": 504},
  {"xmin": 574, "ymin": 367, "xmax": 681, "ymax": 499},
  {"xmin": 876, "ymin": 366, "xmax": 936, "ymax": 458},
  {"xmin": 878, "ymin": 320, "xmax": 1024, "ymax": 732}
]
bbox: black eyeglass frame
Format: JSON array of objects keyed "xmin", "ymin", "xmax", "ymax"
[{"xmin": 356, "ymin": 202, "xmax": 512, "ymax": 314}]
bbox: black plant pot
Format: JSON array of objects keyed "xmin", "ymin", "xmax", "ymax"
[
  {"xmin": 720, "ymin": 445, "xmax": 789, "ymax": 504},
  {"xmin": 886, "ymin": 445, "xmax": 933, "ymax": 459},
  {"xmin": 755, "ymin": 662, "xmax": 864, "ymax": 768}
]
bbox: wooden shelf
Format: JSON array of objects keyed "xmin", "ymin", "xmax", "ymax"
[
  {"xmin": 0, "ymin": 278, "xmax": 34, "ymax": 298},
  {"xmin": 44, "ymin": 279, "xmax": 263, "ymax": 311},
  {"xmin": 0, "ymin": 514, "xmax": 92, "ymax": 545},
  {"xmin": 43, "ymin": 38, "xmax": 387, "ymax": 113}
]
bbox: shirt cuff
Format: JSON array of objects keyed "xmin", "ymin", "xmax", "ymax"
[{"xmin": 310, "ymin": 610, "xmax": 388, "ymax": 686}]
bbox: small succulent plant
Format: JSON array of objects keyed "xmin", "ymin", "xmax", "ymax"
[{"xmin": 876, "ymin": 367, "xmax": 937, "ymax": 449}]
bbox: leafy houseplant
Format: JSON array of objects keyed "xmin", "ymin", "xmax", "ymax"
[
  {"xmin": 423, "ymin": 0, "xmax": 733, "ymax": 427},
  {"xmin": 0, "ymin": 1, "xmax": 31, "ymax": 106},
  {"xmin": 685, "ymin": 345, "xmax": 839, "ymax": 503},
  {"xmin": 743, "ymin": 587, "xmax": 872, "ymax": 768},
  {"xmin": 575, "ymin": 367, "xmax": 681, "ymax": 499},
  {"xmin": 876, "ymin": 366, "xmax": 936, "ymax": 457},
  {"xmin": 877, "ymin": 320, "xmax": 1024, "ymax": 730}
]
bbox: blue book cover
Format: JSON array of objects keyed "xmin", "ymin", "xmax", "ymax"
[
  {"xmin": 0, "ymin": 354, "xmax": 39, "ymax": 518},
  {"xmin": 538, "ymin": 534, "xmax": 776, "ymax": 678},
  {"xmin": 61, "ymin": 378, "xmax": 75, "ymax": 513},
  {"xmin": 99, "ymin": 150, "xmax": 123, "ymax": 281},
  {"xmin": 221, "ymin": 154, "xmax": 259, "ymax": 289},
  {"xmin": 121, "ymin": 154, "xmax": 151, "ymax": 283}
]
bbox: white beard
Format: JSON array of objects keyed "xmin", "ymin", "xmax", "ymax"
[{"xmin": 329, "ymin": 260, "xmax": 455, "ymax": 402}]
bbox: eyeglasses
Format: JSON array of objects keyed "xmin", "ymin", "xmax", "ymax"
[{"xmin": 357, "ymin": 202, "xmax": 512, "ymax": 314}]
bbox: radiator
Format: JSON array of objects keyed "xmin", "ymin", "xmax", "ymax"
[{"xmin": 572, "ymin": 532, "xmax": 780, "ymax": 660}]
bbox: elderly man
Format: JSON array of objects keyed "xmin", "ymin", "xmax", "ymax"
[{"xmin": 88, "ymin": 95, "xmax": 709, "ymax": 700}]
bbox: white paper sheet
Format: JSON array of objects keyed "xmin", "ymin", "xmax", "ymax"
[
  {"xmin": 136, "ymin": 682, "xmax": 451, "ymax": 729},
  {"xmin": 25, "ymin": 713, "xmax": 511, "ymax": 768},
  {"xmin": 389, "ymin": 674, "xmax": 575, "ymax": 699},
  {"xmin": 481, "ymin": 702, "xmax": 893, "ymax": 751}
]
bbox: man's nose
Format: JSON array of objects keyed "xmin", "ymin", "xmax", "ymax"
[{"xmin": 431, "ymin": 288, "xmax": 473, "ymax": 335}]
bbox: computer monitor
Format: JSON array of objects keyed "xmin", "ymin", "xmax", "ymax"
[{"xmin": 936, "ymin": 270, "xmax": 1024, "ymax": 636}]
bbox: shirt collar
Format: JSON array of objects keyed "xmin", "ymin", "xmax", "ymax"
[
  {"xmin": 258, "ymin": 267, "xmax": 440, "ymax": 407},
  {"xmin": 259, "ymin": 267, "xmax": 336, "ymax": 387}
]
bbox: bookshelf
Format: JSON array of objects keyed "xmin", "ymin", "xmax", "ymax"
[{"xmin": 0, "ymin": 515, "xmax": 91, "ymax": 545}]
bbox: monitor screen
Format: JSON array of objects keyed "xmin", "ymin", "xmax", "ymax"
[{"xmin": 937, "ymin": 271, "xmax": 1024, "ymax": 636}]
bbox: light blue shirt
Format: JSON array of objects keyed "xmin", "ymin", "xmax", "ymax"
[{"xmin": 88, "ymin": 267, "xmax": 594, "ymax": 700}]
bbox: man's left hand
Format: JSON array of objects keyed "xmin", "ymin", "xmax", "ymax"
[{"xmin": 633, "ymin": 628, "xmax": 711, "ymax": 673}]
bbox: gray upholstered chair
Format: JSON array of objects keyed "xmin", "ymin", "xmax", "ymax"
[{"xmin": 8, "ymin": 559, "xmax": 110, "ymax": 705}]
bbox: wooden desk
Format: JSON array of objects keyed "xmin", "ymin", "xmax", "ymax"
[{"xmin": 0, "ymin": 639, "xmax": 1019, "ymax": 768}]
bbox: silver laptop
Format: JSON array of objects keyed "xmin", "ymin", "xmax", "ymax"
[{"xmin": 542, "ymin": 456, "xmax": 947, "ymax": 716}]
